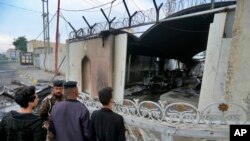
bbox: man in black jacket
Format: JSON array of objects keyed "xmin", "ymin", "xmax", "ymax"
[
  {"xmin": 0, "ymin": 86, "xmax": 47, "ymax": 141},
  {"xmin": 48, "ymin": 81, "xmax": 91, "ymax": 141},
  {"xmin": 90, "ymin": 87, "xmax": 126, "ymax": 141}
]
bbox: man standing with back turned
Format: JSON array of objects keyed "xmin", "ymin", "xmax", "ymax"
[
  {"xmin": 0, "ymin": 86, "xmax": 47, "ymax": 141},
  {"xmin": 48, "ymin": 81, "xmax": 91, "ymax": 141},
  {"xmin": 90, "ymin": 87, "xmax": 126, "ymax": 141}
]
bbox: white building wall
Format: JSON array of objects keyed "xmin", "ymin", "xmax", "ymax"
[
  {"xmin": 57, "ymin": 46, "xmax": 66, "ymax": 75},
  {"xmin": 113, "ymin": 34, "xmax": 128, "ymax": 103},
  {"xmin": 199, "ymin": 0, "xmax": 250, "ymax": 112},
  {"xmin": 67, "ymin": 36, "xmax": 115, "ymax": 97},
  {"xmin": 39, "ymin": 45, "xmax": 66, "ymax": 75},
  {"xmin": 27, "ymin": 40, "xmax": 44, "ymax": 53},
  {"xmin": 66, "ymin": 35, "xmax": 127, "ymax": 102},
  {"xmin": 27, "ymin": 40, "xmax": 66, "ymax": 75},
  {"xmin": 225, "ymin": 0, "xmax": 250, "ymax": 110},
  {"xmin": 198, "ymin": 13, "xmax": 229, "ymax": 110},
  {"xmin": 66, "ymin": 41, "xmax": 86, "ymax": 87}
]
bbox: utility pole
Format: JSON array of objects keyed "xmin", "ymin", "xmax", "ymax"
[
  {"xmin": 55, "ymin": 0, "xmax": 60, "ymax": 75},
  {"xmin": 42, "ymin": 0, "xmax": 50, "ymax": 70}
]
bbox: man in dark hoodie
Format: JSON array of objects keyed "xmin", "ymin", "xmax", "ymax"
[{"xmin": 0, "ymin": 86, "xmax": 47, "ymax": 141}]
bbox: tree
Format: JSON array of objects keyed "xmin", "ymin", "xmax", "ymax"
[{"xmin": 12, "ymin": 36, "xmax": 27, "ymax": 52}]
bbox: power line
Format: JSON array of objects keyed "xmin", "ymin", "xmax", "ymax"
[
  {"xmin": 61, "ymin": 0, "xmax": 116, "ymax": 12},
  {"xmin": 60, "ymin": 12, "xmax": 69, "ymax": 37},
  {"xmin": 103, "ymin": 1, "xmax": 115, "ymax": 29},
  {"xmin": 82, "ymin": 0, "xmax": 123, "ymax": 13},
  {"xmin": 0, "ymin": 1, "xmax": 56, "ymax": 17},
  {"xmin": 86, "ymin": 0, "xmax": 100, "ymax": 5},
  {"xmin": 107, "ymin": 1, "xmax": 115, "ymax": 19},
  {"xmin": 59, "ymin": 13, "xmax": 69, "ymax": 23},
  {"xmin": 0, "ymin": 1, "xmax": 42, "ymax": 14},
  {"xmin": 131, "ymin": 0, "xmax": 141, "ymax": 11},
  {"xmin": 59, "ymin": 12, "xmax": 71, "ymax": 37},
  {"xmin": 83, "ymin": 0, "xmax": 97, "ymax": 6},
  {"xmin": 35, "ymin": 12, "xmax": 57, "ymax": 40},
  {"xmin": 93, "ymin": 0, "xmax": 103, "ymax": 5}
]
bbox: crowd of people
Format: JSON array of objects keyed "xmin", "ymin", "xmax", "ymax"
[{"xmin": 0, "ymin": 80, "xmax": 126, "ymax": 141}]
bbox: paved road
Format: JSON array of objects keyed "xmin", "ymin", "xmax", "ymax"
[
  {"xmin": 0, "ymin": 61, "xmax": 44, "ymax": 119},
  {"xmin": 0, "ymin": 61, "xmax": 57, "ymax": 120},
  {"xmin": 0, "ymin": 62, "xmax": 20, "ymax": 119},
  {"xmin": 0, "ymin": 62, "xmax": 21, "ymax": 89}
]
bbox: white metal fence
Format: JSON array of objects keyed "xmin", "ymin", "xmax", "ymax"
[{"xmin": 78, "ymin": 92, "xmax": 248, "ymax": 141}]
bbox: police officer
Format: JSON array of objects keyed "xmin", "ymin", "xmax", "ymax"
[{"xmin": 39, "ymin": 80, "xmax": 65, "ymax": 128}]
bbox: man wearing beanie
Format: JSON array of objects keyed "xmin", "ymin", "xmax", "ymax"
[
  {"xmin": 48, "ymin": 81, "xmax": 91, "ymax": 141},
  {"xmin": 39, "ymin": 80, "xmax": 65, "ymax": 127}
]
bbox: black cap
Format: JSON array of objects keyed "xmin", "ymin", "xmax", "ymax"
[
  {"xmin": 63, "ymin": 81, "xmax": 77, "ymax": 89},
  {"xmin": 53, "ymin": 80, "xmax": 64, "ymax": 87}
]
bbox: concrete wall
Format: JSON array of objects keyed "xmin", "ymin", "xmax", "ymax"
[
  {"xmin": 113, "ymin": 34, "xmax": 127, "ymax": 103},
  {"xmin": 27, "ymin": 40, "xmax": 66, "ymax": 74},
  {"xmin": 27, "ymin": 40, "xmax": 44, "ymax": 52},
  {"xmin": 198, "ymin": 12, "xmax": 230, "ymax": 109},
  {"xmin": 39, "ymin": 46, "xmax": 66, "ymax": 74},
  {"xmin": 225, "ymin": 0, "xmax": 250, "ymax": 109},
  {"xmin": 39, "ymin": 44, "xmax": 66, "ymax": 75},
  {"xmin": 199, "ymin": 0, "xmax": 250, "ymax": 111},
  {"xmin": 67, "ymin": 34, "xmax": 129, "ymax": 102},
  {"xmin": 67, "ymin": 36, "xmax": 115, "ymax": 98}
]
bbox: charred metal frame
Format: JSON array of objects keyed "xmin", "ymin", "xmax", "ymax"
[
  {"xmin": 123, "ymin": 0, "xmax": 137, "ymax": 27},
  {"xmin": 101, "ymin": 8, "xmax": 116, "ymax": 30},
  {"xmin": 67, "ymin": 0, "xmax": 236, "ymax": 42},
  {"xmin": 153, "ymin": 0, "xmax": 163, "ymax": 22},
  {"xmin": 82, "ymin": 16, "xmax": 97, "ymax": 35}
]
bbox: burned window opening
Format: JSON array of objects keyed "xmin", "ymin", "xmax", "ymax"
[{"xmin": 124, "ymin": 54, "xmax": 204, "ymax": 104}]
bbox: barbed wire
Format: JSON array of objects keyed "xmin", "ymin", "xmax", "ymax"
[{"xmin": 69, "ymin": 0, "xmax": 236, "ymax": 40}]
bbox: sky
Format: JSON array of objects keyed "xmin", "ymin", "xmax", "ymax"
[{"xmin": 0, "ymin": 0, "xmax": 166, "ymax": 53}]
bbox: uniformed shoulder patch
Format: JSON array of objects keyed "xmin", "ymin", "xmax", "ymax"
[{"xmin": 42, "ymin": 94, "xmax": 53, "ymax": 101}]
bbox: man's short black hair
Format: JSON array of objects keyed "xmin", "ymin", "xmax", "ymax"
[
  {"xmin": 98, "ymin": 87, "xmax": 113, "ymax": 106},
  {"xmin": 14, "ymin": 86, "xmax": 36, "ymax": 108}
]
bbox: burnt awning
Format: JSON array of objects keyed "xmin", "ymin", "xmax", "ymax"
[{"xmin": 128, "ymin": 1, "xmax": 236, "ymax": 65}]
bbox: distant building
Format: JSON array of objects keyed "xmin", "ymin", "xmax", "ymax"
[
  {"xmin": 27, "ymin": 40, "xmax": 66, "ymax": 74},
  {"xmin": 6, "ymin": 48, "xmax": 20, "ymax": 60}
]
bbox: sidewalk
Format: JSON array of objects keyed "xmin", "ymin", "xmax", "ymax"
[{"xmin": 18, "ymin": 65, "xmax": 66, "ymax": 86}]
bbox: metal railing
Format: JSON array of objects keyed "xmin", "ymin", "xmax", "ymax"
[{"xmin": 78, "ymin": 92, "xmax": 248, "ymax": 141}]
